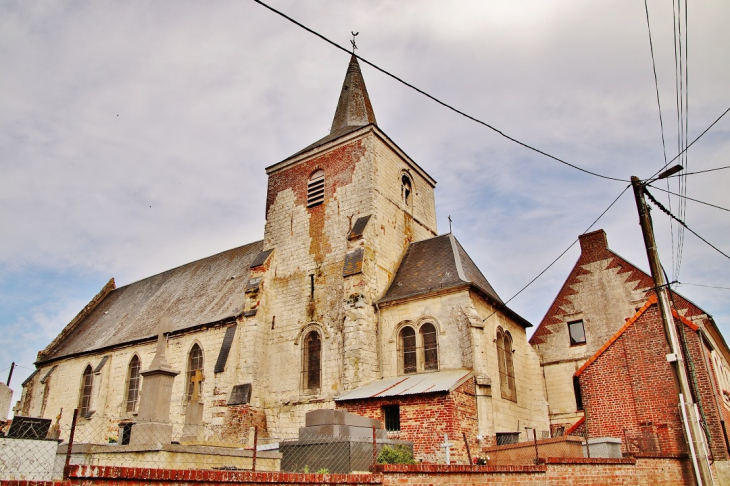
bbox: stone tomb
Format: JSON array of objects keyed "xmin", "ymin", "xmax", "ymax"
[{"xmin": 279, "ymin": 409, "xmax": 412, "ymax": 474}]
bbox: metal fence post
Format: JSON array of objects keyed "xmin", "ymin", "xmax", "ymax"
[
  {"xmin": 462, "ymin": 432, "xmax": 472, "ymax": 464},
  {"xmin": 63, "ymin": 408, "xmax": 79, "ymax": 480},
  {"xmin": 371, "ymin": 427, "xmax": 377, "ymax": 471},
  {"xmin": 533, "ymin": 428, "xmax": 539, "ymax": 464},
  {"xmin": 252, "ymin": 425, "xmax": 258, "ymax": 472}
]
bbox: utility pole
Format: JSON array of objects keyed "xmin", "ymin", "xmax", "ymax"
[
  {"xmin": 6, "ymin": 362, "xmax": 14, "ymax": 386},
  {"xmin": 631, "ymin": 170, "xmax": 714, "ymax": 486}
]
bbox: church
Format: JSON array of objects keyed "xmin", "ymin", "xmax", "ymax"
[{"xmin": 14, "ymin": 55, "xmax": 549, "ymax": 459}]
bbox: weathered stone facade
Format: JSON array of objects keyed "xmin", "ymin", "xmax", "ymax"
[{"xmin": 15, "ymin": 55, "xmax": 548, "ymax": 447}]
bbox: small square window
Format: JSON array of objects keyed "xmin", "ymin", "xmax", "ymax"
[
  {"xmin": 384, "ymin": 405, "xmax": 400, "ymax": 431},
  {"xmin": 568, "ymin": 320, "xmax": 586, "ymax": 346}
]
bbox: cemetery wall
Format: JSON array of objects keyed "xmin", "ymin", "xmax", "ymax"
[{"xmin": 0, "ymin": 458, "xmax": 697, "ymax": 486}]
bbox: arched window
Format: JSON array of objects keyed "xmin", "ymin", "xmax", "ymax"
[
  {"xmin": 401, "ymin": 174, "xmax": 412, "ymax": 206},
  {"xmin": 303, "ymin": 331, "xmax": 321, "ymax": 390},
  {"xmin": 496, "ymin": 328, "xmax": 516, "ymax": 401},
  {"xmin": 125, "ymin": 355, "xmax": 141, "ymax": 412},
  {"xmin": 187, "ymin": 344, "xmax": 204, "ymax": 400},
  {"xmin": 307, "ymin": 170, "xmax": 325, "ymax": 207},
  {"xmin": 400, "ymin": 326, "xmax": 417, "ymax": 374},
  {"xmin": 79, "ymin": 365, "xmax": 93, "ymax": 417},
  {"xmin": 421, "ymin": 323, "xmax": 439, "ymax": 371}
]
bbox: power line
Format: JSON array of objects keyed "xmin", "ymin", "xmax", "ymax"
[
  {"xmin": 643, "ymin": 0, "xmax": 675, "ymax": 280},
  {"xmin": 678, "ymin": 282, "xmax": 730, "ymax": 291},
  {"xmin": 253, "ymin": 0, "xmax": 629, "ymax": 183},
  {"xmin": 481, "ymin": 184, "xmax": 631, "ymax": 322},
  {"xmin": 644, "ymin": 188, "xmax": 730, "ymax": 261},
  {"xmin": 645, "ymin": 106, "xmax": 730, "ymax": 182},
  {"xmin": 647, "ymin": 184, "xmax": 730, "ymax": 213}
]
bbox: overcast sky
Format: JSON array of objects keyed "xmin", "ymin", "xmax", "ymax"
[{"xmin": 1, "ymin": 0, "xmax": 728, "ymax": 414}]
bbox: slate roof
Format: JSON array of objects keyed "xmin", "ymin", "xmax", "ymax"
[
  {"xmin": 38, "ymin": 240, "xmax": 264, "ymax": 364},
  {"xmin": 335, "ymin": 369, "xmax": 473, "ymax": 401},
  {"xmin": 379, "ymin": 234, "xmax": 531, "ymax": 328},
  {"xmin": 380, "ymin": 234, "xmax": 501, "ymax": 305}
]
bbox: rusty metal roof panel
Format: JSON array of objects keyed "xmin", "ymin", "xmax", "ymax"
[
  {"xmin": 39, "ymin": 240, "xmax": 264, "ymax": 363},
  {"xmin": 335, "ymin": 369, "xmax": 473, "ymax": 401}
]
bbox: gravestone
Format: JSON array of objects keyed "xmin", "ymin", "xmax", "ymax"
[
  {"xmin": 180, "ymin": 369, "xmax": 204, "ymax": 442},
  {"xmin": 280, "ymin": 409, "xmax": 411, "ymax": 474},
  {"xmin": 129, "ymin": 317, "xmax": 180, "ymax": 446},
  {"xmin": 6, "ymin": 416, "xmax": 51, "ymax": 440}
]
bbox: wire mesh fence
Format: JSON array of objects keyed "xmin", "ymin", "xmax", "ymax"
[{"xmin": 1, "ymin": 410, "xmax": 641, "ymax": 481}]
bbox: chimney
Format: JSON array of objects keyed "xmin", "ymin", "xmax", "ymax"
[{"xmin": 579, "ymin": 229, "xmax": 609, "ymax": 255}]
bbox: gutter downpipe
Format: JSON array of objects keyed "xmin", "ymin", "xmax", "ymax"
[
  {"xmin": 680, "ymin": 393, "xmax": 703, "ymax": 484},
  {"xmin": 375, "ymin": 302, "xmax": 383, "ymax": 379}
]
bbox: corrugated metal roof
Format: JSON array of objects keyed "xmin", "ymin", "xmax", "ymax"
[{"xmin": 335, "ymin": 369, "xmax": 473, "ymax": 401}]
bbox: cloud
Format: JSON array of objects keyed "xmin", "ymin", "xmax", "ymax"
[{"xmin": 0, "ymin": 0, "xmax": 728, "ymax": 385}]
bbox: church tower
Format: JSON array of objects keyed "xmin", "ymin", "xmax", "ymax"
[{"xmin": 257, "ymin": 55, "xmax": 437, "ymax": 432}]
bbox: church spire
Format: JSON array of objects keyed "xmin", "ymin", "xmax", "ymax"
[{"xmin": 330, "ymin": 55, "xmax": 377, "ymax": 134}]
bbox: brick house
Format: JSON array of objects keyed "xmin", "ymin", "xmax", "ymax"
[
  {"xmin": 14, "ymin": 55, "xmax": 549, "ymax": 458},
  {"xmin": 530, "ymin": 229, "xmax": 730, "ymax": 465}
]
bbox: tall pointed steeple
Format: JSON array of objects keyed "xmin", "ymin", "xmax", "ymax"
[{"xmin": 330, "ymin": 55, "xmax": 377, "ymax": 133}]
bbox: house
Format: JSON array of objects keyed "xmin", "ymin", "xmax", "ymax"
[
  {"xmin": 13, "ymin": 55, "xmax": 549, "ymax": 461},
  {"xmin": 530, "ymin": 229, "xmax": 730, "ymax": 464}
]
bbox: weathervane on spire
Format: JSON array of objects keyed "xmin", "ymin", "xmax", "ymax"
[{"xmin": 350, "ymin": 31, "xmax": 359, "ymax": 53}]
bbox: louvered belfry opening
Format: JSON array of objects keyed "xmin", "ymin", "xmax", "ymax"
[{"xmin": 307, "ymin": 170, "xmax": 325, "ymax": 207}]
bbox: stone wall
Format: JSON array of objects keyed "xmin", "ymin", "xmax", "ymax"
[
  {"xmin": 0, "ymin": 384, "xmax": 12, "ymax": 421},
  {"xmin": 19, "ymin": 322, "xmax": 248, "ymax": 444}
]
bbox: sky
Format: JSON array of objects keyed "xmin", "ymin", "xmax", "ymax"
[{"xmin": 1, "ymin": 0, "xmax": 728, "ymax": 416}]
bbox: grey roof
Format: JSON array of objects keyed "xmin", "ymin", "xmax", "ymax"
[
  {"xmin": 281, "ymin": 55, "xmax": 377, "ymax": 163},
  {"xmin": 38, "ymin": 240, "xmax": 264, "ymax": 364},
  {"xmin": 379, "ymin": 234, "xmax": 502, "ymax": 305},
  {"xmin": 335, "ymin": 369, "xmax": 473, "ymax": 401},
  {"xmin": 330, "ymin": 55, "xmax": 377, "ymax": 133}
]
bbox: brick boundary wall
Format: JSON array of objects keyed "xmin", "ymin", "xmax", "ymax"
[{"xmin": 0, "ymin": 458, "xmax": 695, "ymax": 486}]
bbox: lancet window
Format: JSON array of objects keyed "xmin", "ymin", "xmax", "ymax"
[
  {"xmin": 496, "ymin": 327, "xmax": 516, "ymax": 401},
  {"xmin": 79, "ymin": 365, "xmax": 93, "ymax": 417},
  {"xmin": 303, "ymin": 331, "xmax": 322, "ymax": 391},
  {"xmin": 125, "ymin": 355, "xmax": 141, "ymax": 412},
  {"xmin": 186, "ymin": 343, "xmax": 204, "ymax": 399}
]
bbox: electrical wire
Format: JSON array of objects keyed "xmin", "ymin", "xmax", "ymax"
[
  {"xmin": 646, "ymin": 106, "xmax": 730, "ymax": 181},
  {"xmin": 253, "ymin": 0, "xmax": 629, "ymax": 183},
  {"xmin": 644, "ymin": 188, "xmax": 730, "ymax": 261},
  {"xmin": 643, "ymin": 0, "xmax": 675, "ymax": 280},
  {"xmin": 678, "ymin": 282, "xmax": 730, "ymax": 291},
  {"xmin": 481, "ymin": 184, "xmax": 631, "ymax": 322},
  {"xmin": 647, "ymin": 185, "xmax": 730, "ymax": 213}
]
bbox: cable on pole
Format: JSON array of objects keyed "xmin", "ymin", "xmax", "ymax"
[
  {"xmin": 644, "ymin": 188, "xmax": 730, "ymax": 261},
  {"xmin": 253, "ymin": 0, "xmax": 629, "ymax": 183}
]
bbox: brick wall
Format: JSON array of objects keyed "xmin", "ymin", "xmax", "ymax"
[
  {"xmin": 681, "ymin": 322, "xmax": 730, "ymax": 460},
  {"xmin": 0, "ymin": 458, "xmax": 694, "ymax": 486},
  {"xmin": 337, "ymin": 379, "xmax": 478, "ymax": 462},
  {"xmin": 579, "ymin": 304, "xmax": 692, "ymax": 456}
]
